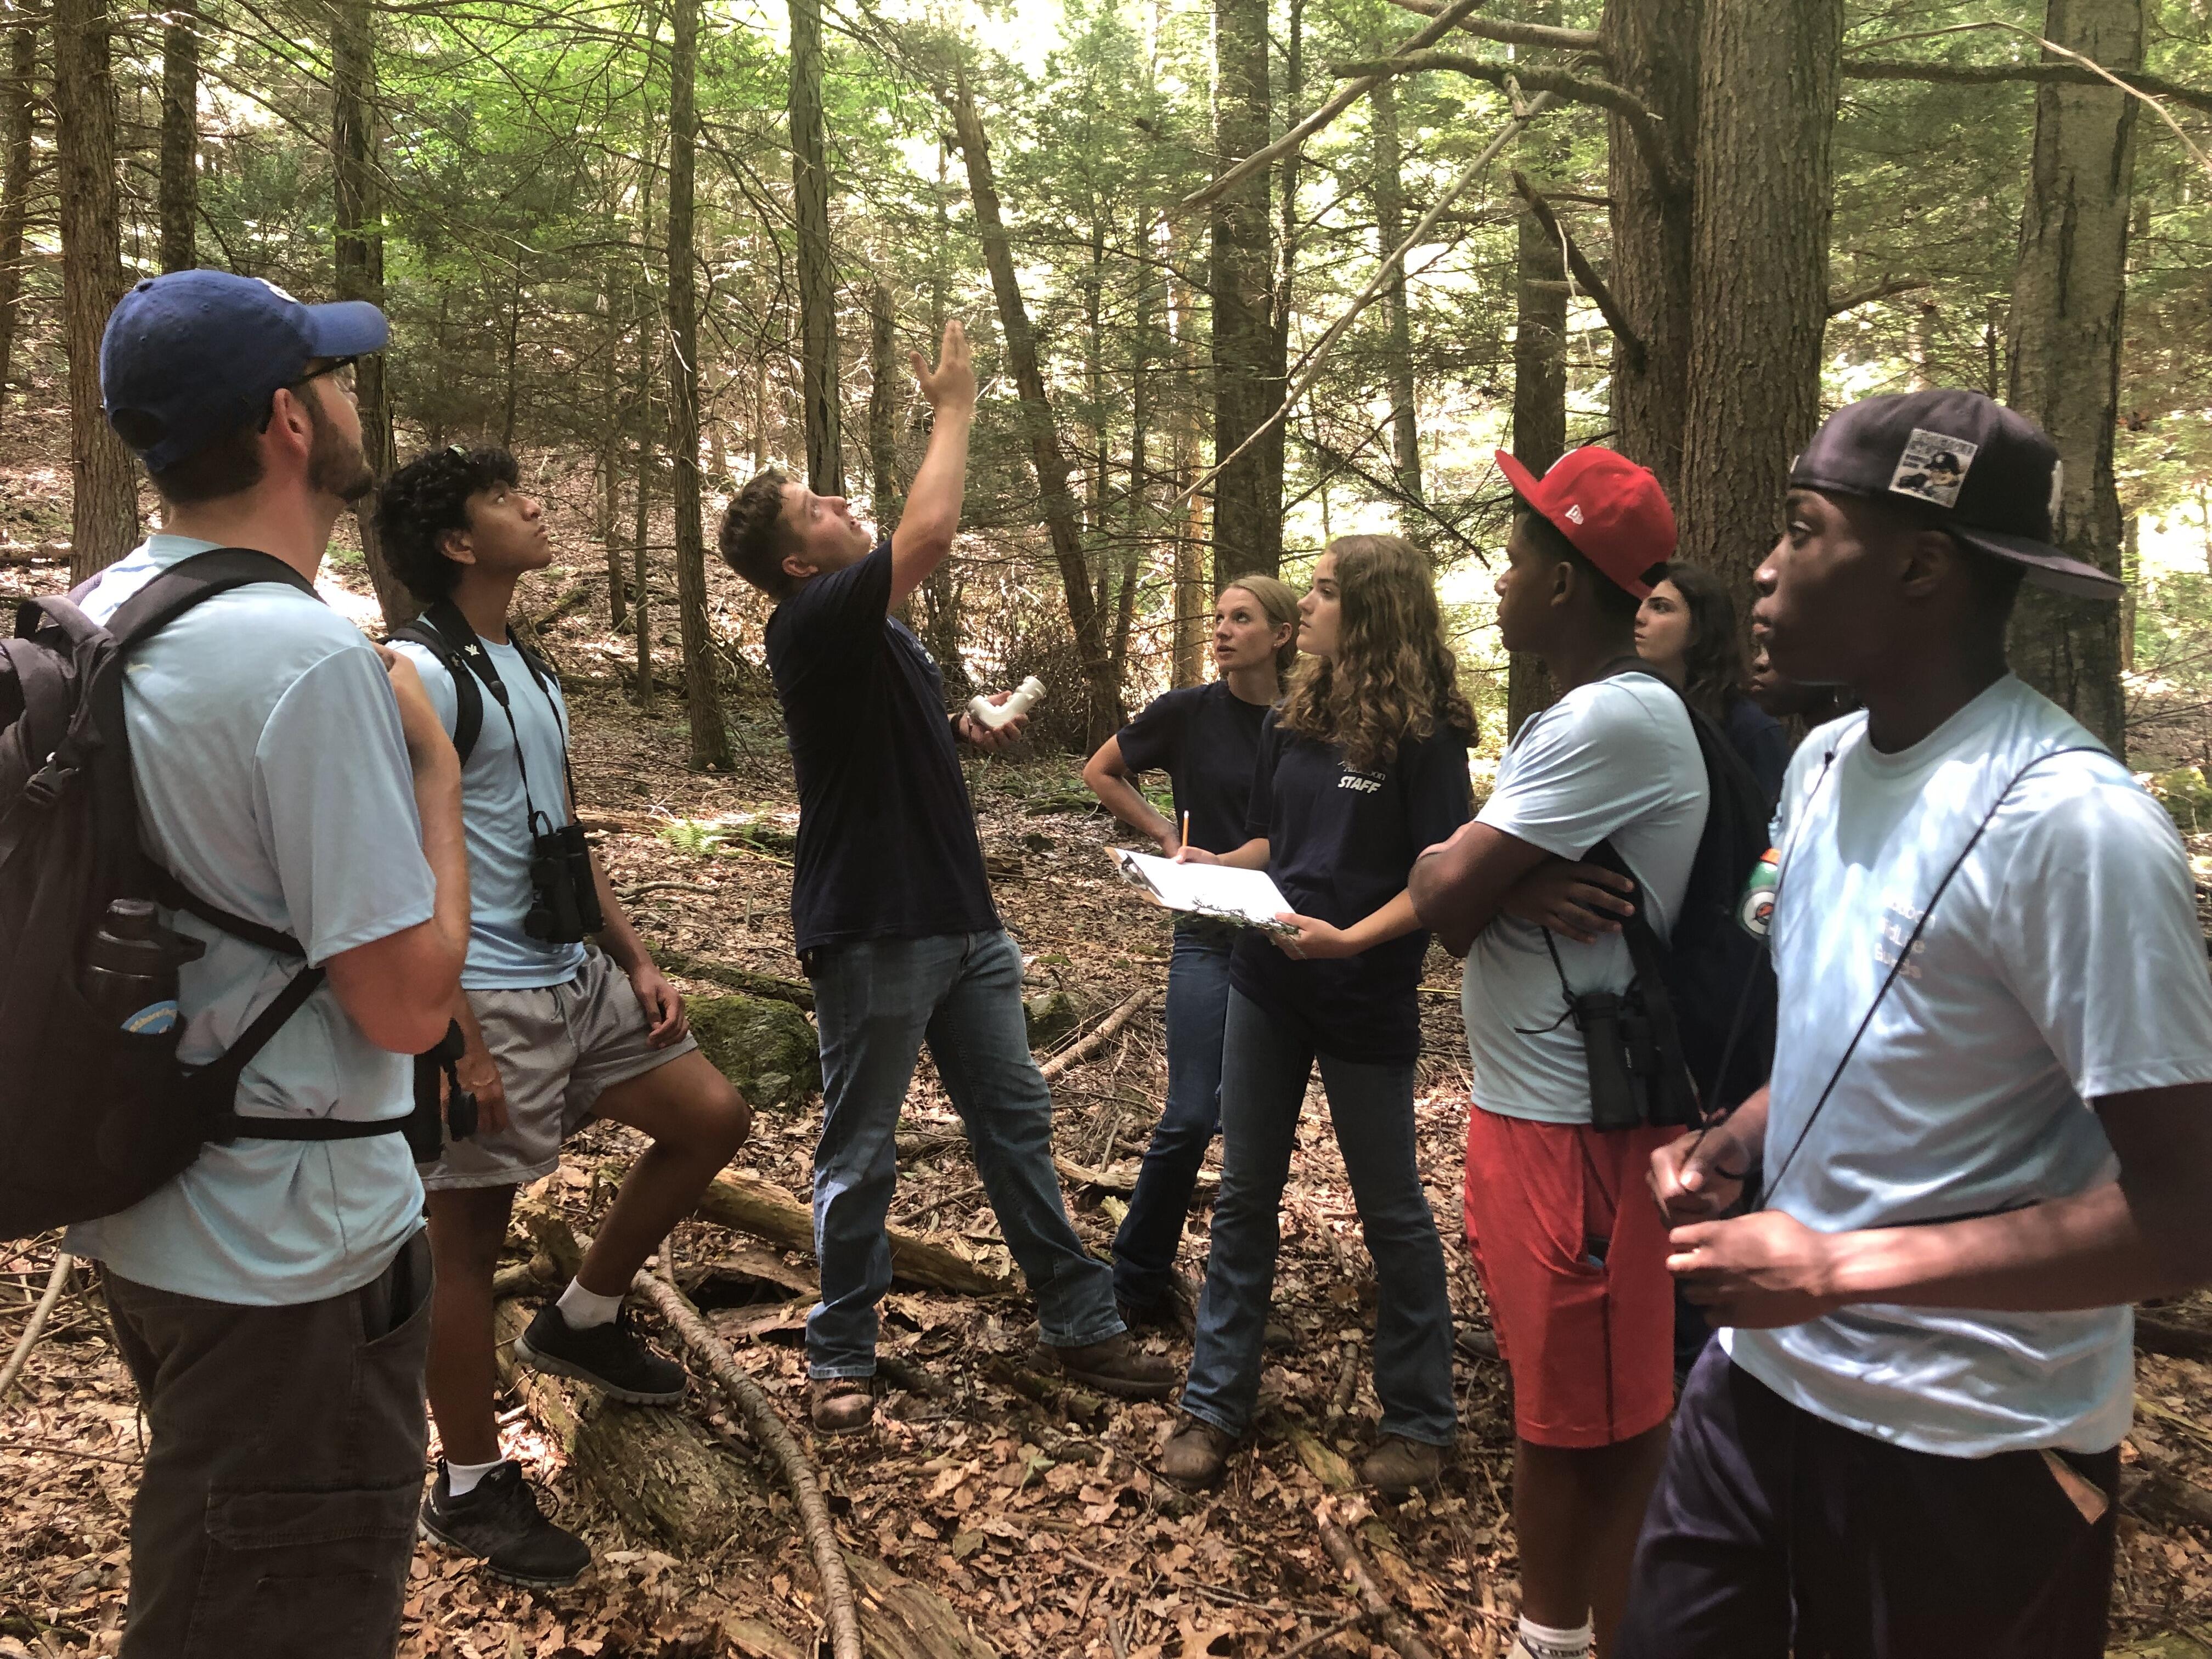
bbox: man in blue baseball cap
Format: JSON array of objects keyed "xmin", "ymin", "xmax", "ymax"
[{"xmin": 69, "ymin": 269, "xmax": 471, "ymax": 1656}]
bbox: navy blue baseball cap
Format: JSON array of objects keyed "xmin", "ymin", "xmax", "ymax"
[
  {"xmin": 1789, "ymin": 389, "xmax": 2121, "ymax": 601},
  {"xmin": 100, "ymin": 270, "xmax": 388, "ymax": 472}
]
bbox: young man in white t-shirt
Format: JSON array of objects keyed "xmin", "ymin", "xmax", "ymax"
[
  {"xmin": 1409, "ymin": 446, "xmax": 1708, "ymax": 1659},
  {"xmin": 1621, "ymin": 390, "xmax": 2212, "ymax": 1658}
]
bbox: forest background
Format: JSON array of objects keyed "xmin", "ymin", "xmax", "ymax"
[{"xmin": 4, "ymin": 0, "xmax": 2212, "ymax": 793}]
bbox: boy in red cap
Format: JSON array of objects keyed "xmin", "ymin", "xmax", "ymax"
[{"xmin": 1410, "ymin": 445, "xmax": 1708, "ymax": 1659}]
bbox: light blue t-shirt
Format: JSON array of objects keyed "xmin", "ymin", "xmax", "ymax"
[
  {"xmin": 388, "ymin": 632, "xmax": 588, "ymax": 990},
  {"xmin": 62, "ymin": 535, "xmax": 435, "ymax": 1307},
  {"xmin": 1725, "ymin": 674, "xmax": 2212, "ymax": 1456},
  {"xmin": 1463, "ymin": 674, "xmax": 1709, "ymax": 1122}
]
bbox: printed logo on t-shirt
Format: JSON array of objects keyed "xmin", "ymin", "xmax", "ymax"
[
  {"xmin": 1875, "ymin": 893, "xmax": 1928, "ymax": 979},
  {"xmin": 1737, "ymin": 848, "xmax": 1780, "ymax": 938},
  {"xmin": 1338, "ymin": 769, "xmax": 1385, "ymax": 794},
  {"xmin": 1889, "ymin": 428, "xmax": 1978, "ymax": 508}
]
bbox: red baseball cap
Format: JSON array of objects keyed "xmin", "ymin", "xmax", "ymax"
[{"xmin": 1494, "ymin": 445, "xmax": 1677, "ymax": 599}]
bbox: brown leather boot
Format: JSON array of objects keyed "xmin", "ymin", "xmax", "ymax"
[
  {"xmin": 1358, "ymin": 1434, "xmax": 1444, "ymax": 1500},
  {"xmin": 1158, "ymin": 1417, "xmax": 1237, "ymax": 1490},
  {"xmin": 809, "ymin": 1378, "xmax": 873, "ymax": 1434},
  {"xmin": 1044, "ymin": 1331, "xmax": 1178, "ymax": 1400}
]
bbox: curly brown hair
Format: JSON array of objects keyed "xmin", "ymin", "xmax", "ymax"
[
  {"xmin": 718, "ymin": 469, "xmax": 800, "ymax": 598},
  {"xmin": 1277, "ymin": 534, "xmax": 1476, "ymax": 770}
]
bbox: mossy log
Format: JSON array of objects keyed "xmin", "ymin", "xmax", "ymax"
[
  {"xmin": 653, "ymin": 946, "xmax": 816, "ymax": 1011},
  {"xmin": 686, "ymin": 991, "xmax": 822, "ymax": 1110},
  {"xmin": 491, "ymin": 1298, "xmax": 760, "ymax": 1553},
  {"xmin": 695, "ymin": 1172, "xmax": 1014, "ymax": 1296}
]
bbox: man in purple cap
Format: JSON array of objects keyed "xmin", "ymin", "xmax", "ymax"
[
  {"xmin": 66, "ymin": 271, "xmax": 470, "ymax": 1656},
  {"xmin": 1620, "ymin": 390, "xmax": 2212, "ymax": 1657}
]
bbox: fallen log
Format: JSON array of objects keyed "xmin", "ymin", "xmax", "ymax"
[
  {"xmin": 696, "ymin": 1172, "xmax": 1013, "ymax": 1297},
  {"xmin": 633, "ymin": 1271, "xmax": 862, "ymax": 1659},
  {"xmin": 490, "ymin": 1298, "xmax": 757, "ymax": 1553},
  {"xmin": 1040, "ymin": 988, "xmax": 1154, "ymax": 1081},
  {"xmin": 2136, "ymin": 1311, "xmax": 2212, "ymax": 1364},
  {"xmin": 1052, "ymin": 1153, "xmax": 1217, "ymax": 1198},
  {"xmin": 843, "ymin": 1547, "xmax": 1004, "ymax": 1659},
  {"xmin": 1313, "ymin": 1497, "xmax": 1441, "ymax": 1659},
  {"xmin": 0, "ymin": 1251, "xmax": 72, "ymax": 1406},
  {"xmin": 654, "ymin": 946, "xmax": 816, "ymax": 1011}
]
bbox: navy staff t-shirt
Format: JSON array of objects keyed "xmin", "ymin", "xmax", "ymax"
[
  {"xmin": 1230, "ymin": 710, "xmax": 1473, "ymax": 1064},
  {"xmin": 765, "ymin": 543, "xmax": 998, "ymax": 953},
  {"xmin": 1113, "ymin": 681, "xmax": 1273, "ymax": 856}
]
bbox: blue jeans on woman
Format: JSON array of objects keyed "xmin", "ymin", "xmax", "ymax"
[
  {"xmin": 1111, "ymin": 922, "xmax": 1235, "ymax": 1312},
  {"xmin": 804, "ymin": 929, "xmax": 1122, "ymax": 1378},
  {"xmin": 1180, "ymin": 989, "xmax": 1457, "ymax": 1447}
]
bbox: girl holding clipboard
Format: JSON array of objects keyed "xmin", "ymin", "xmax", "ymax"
[
  {"xmin": 1161, "ymin": 535, "xmax": 1475, "ymax": 1498},
  {"xmin": 1083, "ymin": 576, "xmax": 1299, "ymax": 1327}
]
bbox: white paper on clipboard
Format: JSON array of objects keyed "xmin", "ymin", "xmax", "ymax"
[{"xmin": 1110, "ymin": 848, "xmax": 1299, "ymax": 935}]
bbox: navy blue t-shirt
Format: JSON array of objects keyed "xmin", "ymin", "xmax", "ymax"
[
  {"xmin": 1722, "ymin": 694, "xmax": 1790, "ymax": 809},
  {"xmin": 1114, "ymin": 681, "xmax": 1273, "ymax": 856},
  {"xmin": 765, "ymin": 544, "xmax": 998, "ymax": 953},
  {"xmin": 1230, "ymin": 711, "xmax": 1473, "ymax": 1064}
]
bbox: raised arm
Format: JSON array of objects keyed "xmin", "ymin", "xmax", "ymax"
[{"xmin": 889, "ymin": 320, "xmax": 976, "ymax": 609}]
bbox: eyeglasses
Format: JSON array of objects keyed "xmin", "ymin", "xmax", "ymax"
[{"xmin": 260, "ymin": 355, "xmax": 359, "ymax": 431}]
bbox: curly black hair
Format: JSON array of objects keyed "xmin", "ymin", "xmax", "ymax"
[{"xmin": 375, "ymin": 445, "xmax": 521, "ymax": 602}]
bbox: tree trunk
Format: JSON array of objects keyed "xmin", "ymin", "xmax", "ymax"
[
  {"xmin": 2004, "ymin": 0, "xmax": 2139, "ymax": 757},
  {"xmin": 331, "ymin": 0, "xmax": 409, "ymax": 625},
  {"xmin": 631, "ymin": 4, "xmax": 661, "ymax": 712},
  {"xmin": 1168, "ymin": 230, "xmax": 1208, "ymax": 688},
  {"xmin": 53, "ymin": 0, "xmax": 135, "ymax": 580},
  {"xmin": 1371, "ymin": 76, "xmax": 1421, "ymax": 515},
  {"xmin": 1599, "ymin": 0, "xmax": 1699, "ymax": 493},
  {"xmin": 1507, "ymin": 81, "xmax": 1570, "ymax": 737},
  {"xmin": 946, "ymin": 69, "xmax": 1121, "ymax": 747},
  {"xmin": 0, "ymin": 13, "xmax": 40, "ymax": 437},
  {"xmin": 602, "ymin": 280, "xmax": 627, "ymax": 629},
  {"xmin": 157, "ymin": 0, "xmax": 195, "ymax": 272},
  {"xmin": 788, "ymin": 0, "xmax": 841, "ymax": 497},
  {"xmin": 1678, "ymin": 0, "xmax": 1842, "ymax": 601},
  {"xmin": 867, "ymin": 277, "xmax": 902, "ymax": 526},
  {"xmin": 1207, "ymin": 0, "xmax": 1277, "ymax": 584},
  {"xmin": 667, "ymin": 0, "xmax": 730, "ymax": 770}
]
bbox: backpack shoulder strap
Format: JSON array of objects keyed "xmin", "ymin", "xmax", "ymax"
[
  {"xmin": 388, "ymin": 614, "xmax": 483, "ymax": 766},
  {"xmin": 101, "ymin": 548, "xmax": 319, "ymax": 648}
]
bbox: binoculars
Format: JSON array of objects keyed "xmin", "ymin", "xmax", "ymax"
[{"xmin": 524, "ymin": 822, "xmax": 605, "ymax": 944}]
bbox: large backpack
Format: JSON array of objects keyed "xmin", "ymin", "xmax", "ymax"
[
  {"xmin": 0, "ymin": 549, "xmax": 421, "ymax": 1240},
  {"xmin": 1581, "ymin": 664, "xmax": 1777, "ymax": 1124}
]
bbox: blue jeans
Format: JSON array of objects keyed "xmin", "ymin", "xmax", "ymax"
[
  {"xmin": 1111, "ymin": 923, "xmax": 1235, "ymax": 1309},
  {"xmin": 804, "ymin": 929, "xmax": 1121, "ymax": 1378},
  {"xmin": 1181, "ymin": 989, "xmax": 1457, "ymax": 1446}
]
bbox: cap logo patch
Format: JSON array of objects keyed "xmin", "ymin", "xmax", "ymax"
[
  {"xmin": 256, "ymin": 278, "xmax": 301, "ymax": 304},
  {"xmin": 1564, "ymin": 504, "xmax": 1584, "ymax": 524},
  {"xmin": 2048, "ymin": 458, "xmax": 2065, "ymax": 522},
  {"xmin": 1889, "ymin": 427, "xmax": 1977, "ymax": 508}
]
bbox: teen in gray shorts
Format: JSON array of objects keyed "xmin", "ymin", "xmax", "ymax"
[{"xmin": 381, "ymin": 446, "xmax": 752, "ymax": 1587}]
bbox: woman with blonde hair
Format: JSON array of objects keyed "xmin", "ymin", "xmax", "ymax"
[
  {"xmin": 1161, "ymin": 535, "xmax": 1475, "ymax": 1498},
  {"xmin": 1084, "ymin": 575, "xmax": 1299, "ymax": 1327}
]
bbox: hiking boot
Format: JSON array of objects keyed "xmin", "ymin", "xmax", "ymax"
[
  {"xmin": 810, "ymin": 1378, "xmax": 874, "ymax": 1434},
  {"xmin": 1045, "ymin": 1331, "xmax": 1178, "ymax": 1400},
  {"xmin": 513, "ymin": 1303, "xmax": 685, "ymax": 1404},
  {"xmin": 1116, "ymin": 1269, "xmax": 1200, "ymax": 1335},
  {"xmin": 1359, "ymin": 1435, "xmax": 1444, "ymax": 1501},
  {"xmin": 419, "ymin": 1460, "xmax": 591, "ymax": 1588},
  {"xmin": 1158, "ymin": 1417, "xmax": 1237, "ymax": 1491}
]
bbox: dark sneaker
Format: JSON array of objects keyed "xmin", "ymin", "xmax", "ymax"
[
  {"xmin": 1158, "ymin": 1417, "xmax": 1237, "ymax": 1490},
  {"xmin": 419, "ymin": 1460, "xmax": 591, "ymax": 1587},
  {"xmin": 513, "ymin": 1303, "xmax": 685, "ymax": 1404},
  {"xmin": 809, "ymin": 1378, "xmax": 874, "ymax": 1434},
  {"xmin": 1358, "ymin": 1435, "xmax": 1444, "ymax": 1500},
  {"xmin": 1116, "ymin": 1270, "xmax": 1200, "ymax": 1335},
  {"xmin": 1045, "ymin": 1331, "xmax": 1178, "ymax": 1400}
]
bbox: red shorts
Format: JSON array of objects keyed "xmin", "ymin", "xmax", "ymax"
[{"xmin": 1463, "ymin": 1108, "xmax": 1676, "ymax": 1448}]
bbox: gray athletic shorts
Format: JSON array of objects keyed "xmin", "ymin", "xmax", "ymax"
[{"xmin": 419, "ymin": 948, "xmax": 699, "ymax": 1190}]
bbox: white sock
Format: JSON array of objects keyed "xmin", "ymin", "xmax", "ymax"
[
  {"xmin": 444, "ymin": 1456, "xmax": 504, "ymax": 1499},
  {"xmin": 556, "ymin": 1278, "xmax": 623, "ymax": 1330},
  {"xmin": 1516, "ymin": 1617, "xmax": 1593, "ymax": 1659}
]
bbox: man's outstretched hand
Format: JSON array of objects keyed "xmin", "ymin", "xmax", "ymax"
[{"xmin": 913, "ymin": 319, "xmax": 976, "ymax": 416}]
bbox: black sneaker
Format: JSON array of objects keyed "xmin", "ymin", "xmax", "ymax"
[
  {"xmin": 513, "ymin": 1302, "xmax": 686, "ymax": 1404},
  {"xmin": 419, "ymin": 1460, "xmax": 591, "ymax": 1588}
]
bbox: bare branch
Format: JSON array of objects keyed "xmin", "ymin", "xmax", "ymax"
[
  {"xmin": 1827, "ymin": 276, "xmax": 1932, "ymax": 315},
  {"xmin": 1842, "ymin": 55, "xmax": 2212, "ymax": 115},
  {"xmin": 1179, "ymin": 0, "xmax": 1493, "ymax": 217},
  {"xmin": 1379, "ymin": 0, "xmax": 1604, "ymax": 55},
  {"xmin": 1510, "ymin": 170, "xmax": 1645, "ymax": 372},
  {"xmin": 1335, "ymin": 51, "xmax": 1672, "ymax": 190}
]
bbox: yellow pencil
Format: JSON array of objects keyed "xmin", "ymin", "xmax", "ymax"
[{"xmin": 1181, "ymin": 811, "xmax": 1191, "ymax": 850}]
